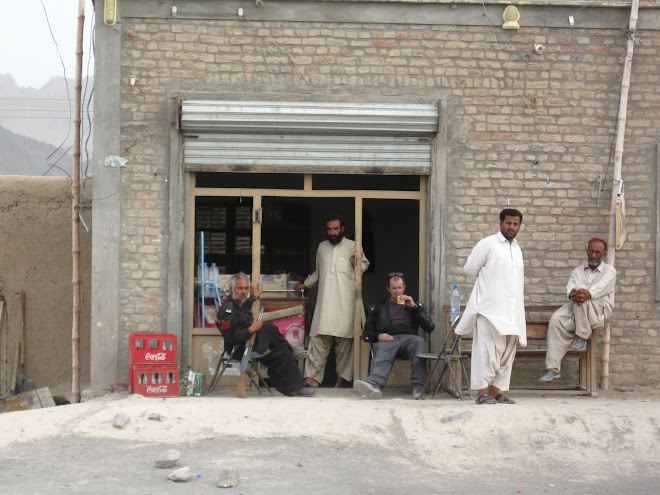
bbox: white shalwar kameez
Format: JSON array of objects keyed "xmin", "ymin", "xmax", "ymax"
[
  {"xmin": 545, "ymin": 261, "xmax": 616, "ymax": 371},
  {"xmin": 302, "ymin": 237, "xmax": 370, "ymax": 382},
  {"xmin": 455, "ymin": 231, "xmax": 526, "ymax": 391}
]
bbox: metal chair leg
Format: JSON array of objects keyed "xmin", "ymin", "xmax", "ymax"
[{"xmin": 207, "ymin": 354, "xmax": 230, "ymax": 396}]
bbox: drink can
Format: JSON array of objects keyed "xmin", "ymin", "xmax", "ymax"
[{"xmin": 396, "ymin": 295, "xmax": 405, "ymax": 305}]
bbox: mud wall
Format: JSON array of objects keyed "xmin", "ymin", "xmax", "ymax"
[{"xmin": 0, "ymin": 176, "xmax": 92, "ymax": 394}]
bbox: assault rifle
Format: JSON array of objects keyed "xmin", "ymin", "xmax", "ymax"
[
  {"xmin": 235, "ymin": 307, "xmax": 264, "ymax": 398},
  {"xmin": 234, "ymin": 305, "xmax": 304, "ymax": 398}
]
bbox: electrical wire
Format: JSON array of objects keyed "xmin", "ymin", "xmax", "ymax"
[{"xmin": 39, "ymin": 0, "xmax": 73, "ymax": 174}]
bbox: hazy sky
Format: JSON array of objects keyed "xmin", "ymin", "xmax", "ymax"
[{"xmin": 0, "ymin": 1, "xmax": 95, "ymax": 89}]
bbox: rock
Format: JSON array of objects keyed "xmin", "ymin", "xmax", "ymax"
[
  {"xmin": 148, "ymin": 413, "xmax": 163, "ymax": 421},
  {"xmin": 112, "ymin": 412, "xmax": 130, "ymax": 428},
  {"xmin": 529, "ymin": 432, "xmax": 555, "ymax": 448},
  {"xmin": 441, "ymin": 411, "xmax": 472, "ymax": 423},
  {"xmin": 217, "ymin": 469, "xmax": 240, "ymax": 488},
  {"xmin": 156, "ymin": 449, "xmax": 181, "ymax": 468},
  {"xmin": 167, "ymin": 466, "xmax": 194, "ymax": 482}
]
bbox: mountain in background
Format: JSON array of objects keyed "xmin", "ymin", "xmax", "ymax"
[
  {"xmin": 0, "ymin": 124, "xmax": 73, "ymax": 176},
  {"xmin": 0, "ymin": 74, "xmax": 93, "ymax": 176}
]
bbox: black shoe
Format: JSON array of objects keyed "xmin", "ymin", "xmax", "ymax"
[
  {"xmin": 334, "ymin": 380, "xmax": 352, "ymax": 389},
  {"xmin": 294, "ymin": 387, "xmax": 316, "ymax": 397},
  {"xmin": 571, "ymin": 336, "xmax": 587, "ymax": 352},
  {"xmin": 539, "ymin": 369, "xmax": 561, "ymax": 382},
  {"xmin": 353, "ymin": 380, "xmax": 382, "ymax": 400}
]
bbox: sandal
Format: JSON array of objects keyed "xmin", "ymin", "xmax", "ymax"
[
  {"xmin": 494, "ymin": 393, "xmax": 516, "ymax": 404},
  {"xmin": 475, "ymin": 393, "xmax": 496, "ymax": 404}
]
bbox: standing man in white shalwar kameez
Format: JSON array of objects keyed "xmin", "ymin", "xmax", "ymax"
[
  {"xmin": 455, "ymin": 208, "xmax": 526, "ymax": 404},
  {"xmin": 295, "ymin": 214, "xmax": 370, "ymax": 388}
]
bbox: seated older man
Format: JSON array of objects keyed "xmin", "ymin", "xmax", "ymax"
[
  {"xmin": 540, "ymin": 238, "xmax": 616, "ymax": 382},
  {"xmin": 354, "ymin": 272, "xmax": 435, "ymax": 400},
  {"xmin": 216, "ymin": 273, "xmax": 313, "ymax": 397}
]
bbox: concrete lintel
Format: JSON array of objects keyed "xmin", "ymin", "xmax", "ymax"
[{"xmin": 119, "ymin": 0, "xmax": 659, "ymax": 31}]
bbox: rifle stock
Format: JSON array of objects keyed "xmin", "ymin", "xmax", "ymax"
[
  {"xmin": 235, "ymin": 334, "xmax": 254, "ymax": 398},
  {"xmin": 235, "ymin": 307, "xmax": 263, "ymax": 398}
]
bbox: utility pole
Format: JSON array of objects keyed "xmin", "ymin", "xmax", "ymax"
[
  {"xmin": 71, "ymin": 0, "xmax": 86, "ymax": 404},
  {"xmin": 603, "ymin": 0, "xmax": 639, "ymax": 392}
]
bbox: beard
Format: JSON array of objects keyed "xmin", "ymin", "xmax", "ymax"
[
  {"xmin": 588, "ymin": 259, "xmax": 602, "ymax": 268},
  {"xmin": 327, "ymin": 232, "xmax": 344, "ymax": 245},
  {"xmin": 232, "ymin": 291, "xmax": 249, "ymax": 304}
]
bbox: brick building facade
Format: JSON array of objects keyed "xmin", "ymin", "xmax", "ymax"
[{"xmin": 91, "ymin": 1, "xmax": 659, "ymax": 390}]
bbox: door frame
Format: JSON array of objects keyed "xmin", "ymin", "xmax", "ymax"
[{"xmin": 186, "ymin": 173, "xmax": 427, "ymax": 381}]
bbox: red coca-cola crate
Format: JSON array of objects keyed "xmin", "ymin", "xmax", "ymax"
[
  {"xmin": 130, "ymin": 364, "xmax": 180, "ymax": 397},
  {"xmin": 129, "ymin": 333, "xmax": 177, "ymax": 366}
]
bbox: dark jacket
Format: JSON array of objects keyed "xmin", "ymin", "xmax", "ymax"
[
  {"xmin": 215, "ymin": 297, "xmax": 261, "ymax": 354},
  {"xmin": 361, "ymin": 298, "xmax": 435, "ymax": 343}
]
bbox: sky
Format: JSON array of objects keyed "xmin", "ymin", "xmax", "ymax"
[{"xmin": 0, "ymin": 1, "xmax": 95, "ymax": 89}]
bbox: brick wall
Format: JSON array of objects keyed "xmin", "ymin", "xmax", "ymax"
[{"xmin": 117, "ymin": 16, "xmax": 659, "ymax": 385}]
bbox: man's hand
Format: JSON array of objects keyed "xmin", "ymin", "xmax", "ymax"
[
  {"xmin": 398, "ymin": 295, "xmax": 416, "ymax": 308},
  {"xmin": 350, "ymin": 250, "xmax": 364, "ymax": 266},
  {"xmin": 569, "ymin": 288, "xmax": 592, "ymax": 305},
  {"xmin": 250, "ymin": 284, "xmax": 262, "ymax": 299},
  {"xmin": 378, "ymin": 333, "xmax": 394, "ymax": 342},
  {"xmin": 248, "ymin": 321, "xmax": 263, "ymax": 334},
  {"xmin": 294, "ymin": 282, "xmax": 306, "ymax": 292}
]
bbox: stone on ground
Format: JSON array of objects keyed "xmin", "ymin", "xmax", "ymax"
[{"xmin": 156, "ymin": 449, "xmax": 180, "ymax": 468}]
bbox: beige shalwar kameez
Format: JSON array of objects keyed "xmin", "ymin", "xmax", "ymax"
[
  {"xmin": 455, "ymin": 231, "xmax": 526, "ymax": 391},
  {"xmin": 302, "ymin": 237, "xmax": 370, "ymax": 383},
  {"xmin": 545, "ymin": 262, "xmax": 616, "ymax": 371}
]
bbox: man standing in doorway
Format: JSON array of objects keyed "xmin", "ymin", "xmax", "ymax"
[
  {"xmin": 539, "ymin": 238, "xmax": 616, "ymax": 382},
  {"xmin": 455, "ymin": 208, "xmax": 526, "ymax": 404},
  {"xmin": 295, "ymin": 214, "xmax": 370, "ymax": 388}
]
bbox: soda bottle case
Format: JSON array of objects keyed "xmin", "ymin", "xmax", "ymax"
[
  {"xmin": 130, "ymin": 364, "xmax": 180, "ymax": 397},
  {"xmin": 129, "ymin": 333, "xmax": 177, "ymax": 366}
]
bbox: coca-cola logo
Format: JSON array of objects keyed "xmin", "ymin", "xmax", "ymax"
[
  {"xmin": 146, "ymin": 385, "xmax": 168, "ymax": 393},
  {"xmin": 144, "ymin": 352, "xmax": 167, "ymax": 361}
]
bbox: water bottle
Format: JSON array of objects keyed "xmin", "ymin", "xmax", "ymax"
[
  {"xmin": 209, "ymin": 263, "xmax": 219, "ymax": 285},
  {"xmin": 450, "ymin": 284, "xmax": 460, "ymax": 322},
  {"xmin": 202, "ymin": 263, "xmax": 209, "ymax": 283}
]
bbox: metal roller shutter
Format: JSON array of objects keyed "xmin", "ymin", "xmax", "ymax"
[{"xmin": 180, "ymin": 100, "xmax": 438, "ymax": 174}]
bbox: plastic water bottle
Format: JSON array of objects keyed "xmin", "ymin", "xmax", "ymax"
[
  {"xmin": 209, "ymin": 263, "xmax": 219, "ymax": 285},
  {"xmin": 450, "ymin": 284, "xmax": 460, "ymax": 322}
]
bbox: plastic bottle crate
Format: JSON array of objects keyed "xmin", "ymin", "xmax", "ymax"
[
  {"xmin": 130, "ymin": 364, "xmax": 180, "ymax": 397},
  {"xmin": 129, "ymin": 333, "xmax": 177, "ymax": 366}
]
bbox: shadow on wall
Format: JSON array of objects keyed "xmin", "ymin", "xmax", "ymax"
[{"xmin": 0, "ymin": 176, "xmax": 92, "ymax": 396}]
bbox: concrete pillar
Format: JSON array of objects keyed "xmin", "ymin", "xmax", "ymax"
[{"xmin": 90, "ymin": 6, "xmax": 122, "ymax": 387}]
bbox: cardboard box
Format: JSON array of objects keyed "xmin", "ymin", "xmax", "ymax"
[
  {"xmin": 261, "ymin": 274, "xmax": 288, "ymax": 298},
  {"xmin": 6, "ymin": 387, "xmax": 56, "ymax": 412},
  {"xmin": 181, "ymin": 370, "xmax": 205, "ymax": 397}
]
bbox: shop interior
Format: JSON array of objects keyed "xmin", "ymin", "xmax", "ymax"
[{"xmin": 192, "ymin": 173, "xmax": 423, "ymax": 385}]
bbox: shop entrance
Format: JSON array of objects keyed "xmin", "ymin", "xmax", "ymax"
[{"xmin": 188, "ymin": 173, "xmax": 425, "ymax": 385}]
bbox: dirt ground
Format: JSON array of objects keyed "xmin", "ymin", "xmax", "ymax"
[{"xmin": 1, "ymin": 385, "xmax": 659, "ymax": 495}]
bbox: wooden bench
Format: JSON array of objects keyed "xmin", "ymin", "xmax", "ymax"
[{"xmin": 441, "ymin": 305, "xmax": 598, "ymax": 395}]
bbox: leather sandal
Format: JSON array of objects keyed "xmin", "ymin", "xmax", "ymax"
[{"xmin": 475, "ymin": 393, "xmax": 496, "ymax": 404}]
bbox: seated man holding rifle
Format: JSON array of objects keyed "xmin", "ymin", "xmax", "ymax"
[
  {"xmin": 354, "ymin": 272, "xmax": 435, "ymax": 400},
  {"xmin": 216, "ymin": 272, "xmax": 314, "ymax": 397}
]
